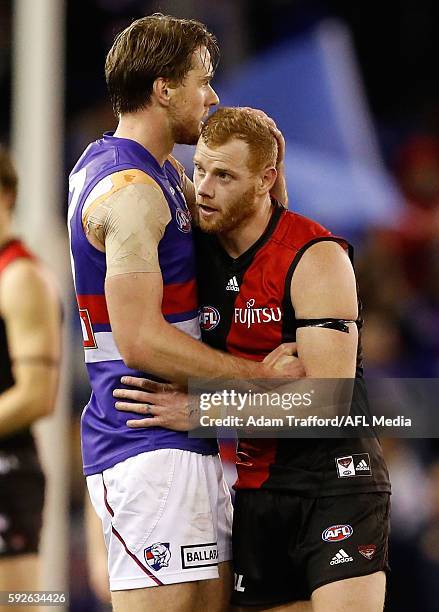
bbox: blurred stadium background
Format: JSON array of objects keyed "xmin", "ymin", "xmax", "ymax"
[{"xmin": 1, "ymin": 0, "xmax": 439, "ymax": 609}]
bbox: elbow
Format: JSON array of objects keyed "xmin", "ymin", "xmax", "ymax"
[
  {"xmin": 121, "ymin": 338, "xmax": 158, "ymax": 372},
  {"xmin": 31, "ymin": 386, "xmax": 57, "ymax": 420}
]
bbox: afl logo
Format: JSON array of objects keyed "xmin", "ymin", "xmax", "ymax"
[
  {"xmin": 199, "ymin": 306, "xmax": 220, "ymax": 331},
  {"xmin": 322, "ymin": 524, "xmax": 353, "ymax": 543},
  {"xmin": 175, "ymin": 207, "xmax": 191, "ymax": 233}
]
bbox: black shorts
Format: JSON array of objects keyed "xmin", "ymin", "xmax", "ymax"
[
  {"xmin": 0, "ymin": 449, "xmax": 45, "ymax": 558},
  {"xmin": 231, "ymin": 489, "xmax": 390, "ymax": 607}
]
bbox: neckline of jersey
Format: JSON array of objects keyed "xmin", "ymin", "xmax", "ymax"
[
  {"xmin": 217, "ymin": 202, "xmax": 284, "ymax": 270},
  {"xmin": 102, "ymin": 132, "xmax": 168, "ymax": 177}
]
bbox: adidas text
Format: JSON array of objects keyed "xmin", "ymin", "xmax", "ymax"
[{"xmin": 330, "ymin": 549, "xmax": 353, "ymax": 565}]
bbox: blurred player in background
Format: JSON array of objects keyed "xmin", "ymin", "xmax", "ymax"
[
  {"xmin": 0, "ymin": 146, "xmax": 61, "ymax": 608},
  {"xmin": 68, "ymin": 14, "xmax": 297, "ymax": 612},
  {"xmin": 115, "ymin": 108, "xmax": 391, "ymax": 612}
]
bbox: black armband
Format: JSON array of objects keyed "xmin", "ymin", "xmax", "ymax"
[{"xmin": 295, "ymin": 318, "xmax": 357, "ymax": 334}]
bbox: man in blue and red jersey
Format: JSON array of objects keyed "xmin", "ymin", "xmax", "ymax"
[
  {"xmin": 114, "ymin": 108, "xmax": 391, "ymax": 612},
  {"xmin": 0, "ymin": 146, "xmax": 61, "ymax": 604},
  {"xmin": 68, "ymin": 15, "xmax": 298, "ymax": 612}
]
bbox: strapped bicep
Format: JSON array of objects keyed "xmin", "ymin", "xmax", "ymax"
[
  {"xmin": 290, "ymin": 240, "xmax": 359, "ymax": 376},
  {"xmin": 88, "ymin": 183, "xmax": 171, "ymax": 278}
]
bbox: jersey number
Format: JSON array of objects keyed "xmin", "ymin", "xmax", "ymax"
[{"xmin": 79, "ymin": 308, "xmax": 97, "ymax": 349}]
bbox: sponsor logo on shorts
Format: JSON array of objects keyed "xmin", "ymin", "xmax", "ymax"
[
  {"xmin": 181, "ymin": 543, "xmax": 218, "ymax": 569},
  {"xmin": 358, "ymin": 544, "xmax": 377, "ymax": 560},
  {"xmin": 144, "ymin": 542, "xmax": 171, "ymax": 571},
  {"xmin": 199, "ymin": 306, "xmax": 221, "ymax": 331},
  {"xmin": 322, "ymin": 524, "xmax": 353, "ymax": 542},
  {"xmin": 330, "ymin": 549, "xmax": 354, "ymax": 565},
  {"xmin": 336, "ymin": 453, "xmax": 372, "ymax": 478}
]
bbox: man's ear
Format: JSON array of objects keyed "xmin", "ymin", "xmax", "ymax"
[
  {"xmin": 257, "ymin": 167, "xmax": 277, "ymax": 195},
  {"xmin": 152, "ymin": 78, "xmax": 173, "ymax": 107}
]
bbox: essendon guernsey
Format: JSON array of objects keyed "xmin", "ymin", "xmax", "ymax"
[
  {"xmin": 195, "ymin": 203, "xmax": 391, "ymax": 497},
  {"xmin": 0, "ymin": 240, "xmax": 37, "ymax": 452}
]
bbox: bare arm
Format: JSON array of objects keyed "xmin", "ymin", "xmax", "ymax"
[
  {"xmin": 89, "ymin": 181, "xmax": 279, "ymax": 384},
  {"xmin": 114, "ymin": 241, "xmax": 359, "ymax": 428},
  {"xmin": 0, "ymin": 259, "xmax": 61, "ymax": 436},
  {"xmin": 106, "ymin": 272, "xmax": 277, "ymax": 383},
  {"xmin": 291, "ymin": 240, "xmax": 358, "ymax": 378}
]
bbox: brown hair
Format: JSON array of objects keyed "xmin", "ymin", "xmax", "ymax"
[
  {"xmin": 105, "ymin": 13, "xmax": 219, "ymax": 116},
  {"xmin": 0, "ymin": 145, "xmax": 18, "ymax": 196},
  {"xmin": 200, "ymin": 107, "xmax": 278, "ymax": 173}
]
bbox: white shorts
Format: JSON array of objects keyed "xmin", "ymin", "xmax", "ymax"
[{"xmin": 86, "ymin": 449, "xmax": 233, "ymax": 591}]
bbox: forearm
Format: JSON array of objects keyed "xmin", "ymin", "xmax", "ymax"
[
  {"xmin": 125, "ymin": 319, "xmax": 266, "ymax": 384},
  {"xmin": 0, "ymin": 369, "xmax": 58, "ymax": 436}
]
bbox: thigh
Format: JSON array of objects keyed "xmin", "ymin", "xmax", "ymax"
[
  {"xmin": 0, "ymin": 553, "xmax": 41, "ymax": 612},
  {"xmin": 304, "ymin": 493, "xmax": 390, "ymax": 598},
  {"xmin": 112, "ymin": 561, "xmax": 233, "ymax": 612},
  {"xmin": 111, "ymin": 580, "xmax": 199, "ymax": 612},
  {"xmin": 0, "ymin": 553, "xmax": 40, "ymax": 590},
  {"xmin": 87, "ymin": 450, "xmax": 231, "ymax": 592},
  {"xmin": 311, "ymin": 571, "xmax": 386, "ymax": 612},
  {"xmin": 196, "ymin": 561, "xmax": 233, "ymax": 612},
  {"xmin": 232, "ymin": 600, "xmax": 311, "ymax": 612}
]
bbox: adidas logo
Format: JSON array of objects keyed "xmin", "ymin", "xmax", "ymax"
[
  {"xmin": 356, "ymin": 459, "xmax": 369, "ymax": 471},
  {"xmin": 226, "ymin": 276, "xmax": 240, "ymax": 292},
  {"xmin": 330, "ymin": 549, "xmax": 353, "ymax": 565}
]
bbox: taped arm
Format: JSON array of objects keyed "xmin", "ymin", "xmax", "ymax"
[
  {"xmin": 101, "ymin": 184, "xmax": 269, "ymax": 384},
  {"xmin": 0, "ymin": 259, "xmax": 61, "ymax": 436}
]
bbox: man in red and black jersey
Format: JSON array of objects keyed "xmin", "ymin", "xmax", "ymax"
[
  {"xmin": 114, "ymin": 108, "xmax": 391, "ymax": 612},
  {"xmin": 0, "ymin": 146, "xmax": 61, "ymax": 602}
]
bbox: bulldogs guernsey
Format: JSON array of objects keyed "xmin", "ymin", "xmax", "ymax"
[
  {"xmin": 195, "ymin": 203, "xmax": 391, "ymax": 497},
  {"xmin": 68, "ymin": 133, "xmax": 217, "ymax": 476}
]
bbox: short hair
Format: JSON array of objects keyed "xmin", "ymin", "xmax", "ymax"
[
  {"xmin": 200, "ymin": 107, "xmax": 278, "ymax": 174},
  {"xmin": 0, "ymin": 145, "xmax": 18, "ymax": 196},
  {"xmin": 105, "ymin": 13, "xmax": 219, "ymax": 116}
]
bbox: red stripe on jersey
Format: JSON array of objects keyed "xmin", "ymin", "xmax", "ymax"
[
  {"xmin": 162, "ymin": 279, "xmax": 198, "ymax": 315},
  {"xmin": 225, "ymin": 255, "xmax": 286, "ymax": 361},
  {"xmin": 0, "ymin": 240, "xmax": 34, "ymax": 275},
  {"xmin": 234, "ymin": 439, "xmax": 277, "ymax": 490},
  {"xmin": 77, "ymin": 294, "xmax": 110, "ymax": 324}
]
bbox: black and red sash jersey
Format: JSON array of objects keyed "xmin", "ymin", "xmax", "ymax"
[
  {"xmin": 0, "ymin": 239, "xmax": 37, "ymax": 452},
  {"xmin": 194, "ymin": 204, "xmax": 391, "ymax": 496}
]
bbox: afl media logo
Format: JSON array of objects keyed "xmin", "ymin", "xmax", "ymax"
[
  {"xmin": 199, "ymin": 306, "xmax": 220, "ymax": 331},
  {"xmin": 175, "ymin": 207, "xmax": 191, "ymax": 233}
]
